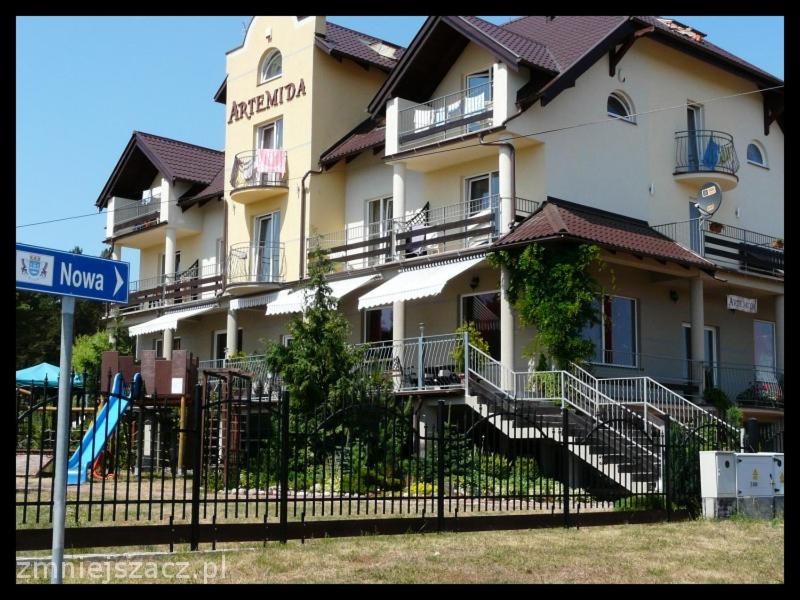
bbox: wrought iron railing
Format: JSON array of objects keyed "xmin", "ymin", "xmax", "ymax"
[
  {"xmin": 230, "ymin": 150, "xmax": 288, "ymax": 191},
  {"xmin": 652, "ymin": 219, "xmax": 783, "ymax": 276},
  {"xmin": 674, "ymin": 130, "xmax": 739, "ymax": 176},
  {"xmin": 398, "ymin": 81, "xmax": 493, "ymax": 149},
  {"xmin": 228, "ymin": 241, "xmax": 285, "ymax": 285},
  {"xmin": 198, "ymin": 354, "xmax": 275, "ymax": 391},
  {"xmin": 308, "ymin": 196, "xmax": 539, "ymax": 272}
]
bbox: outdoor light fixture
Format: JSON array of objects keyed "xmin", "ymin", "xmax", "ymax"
[
  {"xmin": 470, "ymin": 276, "xmax": 480, "ymax": 290},
  {"xmin": 669, "ymin": 290, "xmax": 679, "ymax": 303}
]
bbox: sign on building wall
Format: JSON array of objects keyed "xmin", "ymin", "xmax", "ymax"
[
  {"xmin": 228, "ymin": 78, "xmax": 306, "ymax": 123},
  {"xmin": 727, "ymin": 294, "xmax": 757, "ymax": 313}
]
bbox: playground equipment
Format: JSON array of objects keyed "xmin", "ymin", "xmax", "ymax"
[{"xmin": 67, "ymin": 373, "xmax": 141, "ymax": 485}]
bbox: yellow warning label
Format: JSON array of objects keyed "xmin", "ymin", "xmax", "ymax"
[{"xmin": 752, "ymin": 469, "xmax": 759, "ymax": 481}]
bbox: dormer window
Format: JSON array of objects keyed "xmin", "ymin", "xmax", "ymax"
[
  {"xmin": 607, "ymin": 91, "xmax": 635, "ymax": 124},
  {"xmin": 259, "ymin": 50, "xmax": 282, "ymax": 84},
  {"xmin": 747, "ymin": 142, "xmax": 768, "ymax": 168}
]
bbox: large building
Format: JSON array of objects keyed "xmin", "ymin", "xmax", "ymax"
[{"xmin": 96, "ymin": 16, "xmax": 784, "ymax": 424}]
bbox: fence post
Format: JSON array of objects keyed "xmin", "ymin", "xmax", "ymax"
[
  {"xmin": 463, "ymin": 330, "xmax": 470, "ymax": 397},
  {"xmin": 417, "ymin": 323, "xmax": 425, "ymax": 390},
  {"xmin": 745, "ymin": 418, "xmax": 759, "ymax": 452},
  {"xmin": 664, "ymin": 415, "xmax": 672, "ymax": 522},
  {"xmin": 279, "ymin": 389, "xmax": 290, "ymax": 544},
  {"xmin": 436, "ymin": 399, "xmax": 445, "ymax": 533},
  {"xmin": 562, "ymin": 406, "xmax": 570, "ymax": 528},
  {"xmin": 189, "ymin": 383, "xmax": 203, "ymax": 551}
]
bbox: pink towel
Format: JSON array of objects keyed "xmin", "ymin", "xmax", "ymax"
[{"xmin": 255, "ymin": 149, "xmax": 286, "ymax": 176}]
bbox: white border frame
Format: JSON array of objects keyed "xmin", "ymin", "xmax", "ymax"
[
  {"xmin": 362, "ymin": 304, "xmax": 393, "ymax": 343},
  {"xmin": 587, "ymin": 294, "xmax": 639, "ymax": 368}
]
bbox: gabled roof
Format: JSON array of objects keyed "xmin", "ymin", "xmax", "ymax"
[
  {"xmin": 494, "ymin": 197, "xmax": 715, "ymax": 270},
  {"xmin": 316, "ymin": 22, "xmax": 405, "ymax": 72},
  {"xmin": 319, "ymin": 119, "xmax": 385, "ymax": 167},
  {"xmin": 95, "ymin": 131, "xmax": 223, "ymax": 208},
  {"xmin": 179, "ymin": 166, "xmax": 225, "ymax": 209}
]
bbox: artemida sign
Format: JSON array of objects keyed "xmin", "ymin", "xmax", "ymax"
[{"xmin": 228, "ymin": 79, "xmax": 306, "ymax": 123}]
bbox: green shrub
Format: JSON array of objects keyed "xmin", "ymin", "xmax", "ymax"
[
  {"xmin": 614, "ymin": 494, "xmax": 666, "ymax": 512},
  {"xmin": 408, "ymin": 482, "xmax": 437, "ymax": 497},
  {"xmin": 451, "ymin": 321, "xmax": 491, "ymax": 373},
  {"xmin": 703, "ymin": 386, "xmax": 730, "ymax": 414}
]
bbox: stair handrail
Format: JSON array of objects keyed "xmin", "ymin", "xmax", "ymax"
[{"xmin": 466, "ymin": 342, "xmax": 515, "ymax": 396}]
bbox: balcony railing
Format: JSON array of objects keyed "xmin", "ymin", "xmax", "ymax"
[
  {"xmin": 112, "ymin": 196, "xmax": 161, "ymax": 236},
  {"xmin": 227, "ymin": 241, "xmax": 285, "ymax": 285},
  {"xmin": 230, "ymin": 150, "xmax": 288, "ymax": 191},
  {"xmin": 674, "ymin": 130, "xmax": 739, "ymax": 177},
  {"xmin": 308, "ymin": 196, "xmax": 540, "ymax": 272},
  {"xmin": 398, "ymin": 81, "xmax": 493, "ymax": 150},
  {"xmin": 121, "ymin": 261, "xmax": 223, "ymax": 314},
  {"xmin": 652, "ymin": 218, "xmax": 784, "ymax": 276},
  {"xmin": 585, "ymin": 352, "xmax": 784, "ymax": 410}
]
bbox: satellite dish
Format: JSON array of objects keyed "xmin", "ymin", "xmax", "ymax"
[{"xmin": 695, "ymin": 182, "xmax": 723, "ymax": 216}]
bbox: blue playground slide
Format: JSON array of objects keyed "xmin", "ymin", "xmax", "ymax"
[{"xmin": 67, "ymin": 372, "xmax": 141, "ymax": 485}]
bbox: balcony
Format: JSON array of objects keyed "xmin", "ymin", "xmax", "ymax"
[
  {"xmin": 229, "ymin": 150, "xmax": 288, "ymax": 204},
  {"xmin": 111, "ymin": 196, "xmax": 161, "ymax": 239},
  {"xmin": 673, "ymin": 130, "xmax": 739, "ymax": 191},
  {"xmin": 308, "ymin": 196, "xmax": 540, "ymax": 272},
  {"xmin": 120, "ymin": 262, "xmax": 222, "ymax": 315},
  {"xmin": 652, "ymin": 219, "xmax": 783, "ymax": 277},
  {"xmin": 227, "ymin": 241, "xmax": 285, "ymax": 288},
  {"xmin": 396, "ymin": 81, "xmax": 493, "ymax": 152}
]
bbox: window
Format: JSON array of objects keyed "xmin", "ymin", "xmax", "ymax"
[
  {"xmin": 461, "ymin": 291, "xmax": 501, "ymax": 360},
  {"xmin": 213, "ymin": 329, "xmax": 243, "ymax": 360},
  {"xmin": 364, "ymin": 306, "xmax": 393, "ymax": 343},
  {"xmin": 683, "ymin": 324, "xmax": 719, "ymax": 385},
  {"xmin": 754, "ymin": 320, "xmax": 776, "ymax": 372},
  {"xmin": 465, "ymin": 172, "xmax": 498, "ymax": 216},
  {"xmin": 747, "ymin": 142, "xmax": 767, "ymax": 168},
  {"xmin": 259, "ymin": 50, "xmax": 282, "ymax": 84},
  {"xmin": 254, "ymin": 212, "xmax": 281, "ymax": 282},
  {"xmin": 159, "ymin": 251, "xmax": 181, "ymax": 277},
  {"xmin": 366, "ymin": 196, "xmax": 393, "ymax": 266},
  {"xmin": 465, "ymin": 70, "xmax": 492, "ymax": 132},
  {"xmin": 153, "ymin": 337, "xmax": 181, "ymax": 357},
  {"xmin": 607, "ymin": 91, "xmax": 635, "ymax": 123},
  {"xmin": 255, "ymin": 119, "xmax": 284, "ymax": 185},
  {"xmin": 582, "ymin": 295, "xmax": 638, "ymax": 366}
]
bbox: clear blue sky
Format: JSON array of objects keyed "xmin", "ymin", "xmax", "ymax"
[{"xmin": 16, "ymin": 16, "xmax": 783, "ymax": 280}]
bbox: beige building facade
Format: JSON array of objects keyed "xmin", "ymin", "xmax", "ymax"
[{"xmin": 97, "ymin": 16, "xmax": 783, "ymax": 422}]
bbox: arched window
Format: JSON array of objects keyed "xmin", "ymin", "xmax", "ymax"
[
  {"xmin": 607, "ymin": 91, "xmax": 635, "ymax": 123},
  {"xmin": 259, "ymin": 50, "xmax": 282, "ymax": 84},
  {"xmin": 747, "ymin": 142, "xmax": 767, "ymax": 168}
]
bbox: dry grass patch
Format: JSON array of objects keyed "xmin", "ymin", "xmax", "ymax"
[{"xmin": 17, "ymin": 518, "xmax": 783, "ymax": 584}]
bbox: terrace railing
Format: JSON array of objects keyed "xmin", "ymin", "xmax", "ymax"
[
  {"xmin": 398, "ymin": 81, "xmax": 493, "ymax": 150},
  {"xmin": 230, "ymin": 150, "xmax": 288, "ymax": 191},
  {"xmin": 121, "ymin": 262, "xmax": 223, "ymax": 314},
  {"xmin": 228, "ymin": 241, "xmax": 285, "ymax": 285},
  {"xmin": 674, "ymin": 130, "xmax": 739, "ymax": 176},
  {"xmin": 652, "ymin": 218, "xmax": 783, "ymax": 276},
  {"xmin": 112, "ymin": 196, "xmax": 161, "ymax": 236}
]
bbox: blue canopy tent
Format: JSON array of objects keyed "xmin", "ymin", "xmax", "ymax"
[{"xmin": 15, "ymin": 362, "xmax": 84, "ymax": 388}]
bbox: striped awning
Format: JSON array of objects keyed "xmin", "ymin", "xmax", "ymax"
[
  {"xmin": 128, "ymin": 304, "xmax": 217, "ymax": 336},
  {"xmin": 357, "ymin": 256, "xmax": 484, "ymax": 310},
  {"xmin": 229, "ymin": 292, "xmax": 278, "ymax": 311},
  {"xmin": 266, "ymin": 274, "xmax": 380, "ymax": 316}
]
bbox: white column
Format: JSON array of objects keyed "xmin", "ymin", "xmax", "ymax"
[
  {"xmin": 226, "ymin": 307, "xmax": 238, "ymax": 358},
  {"xmin": 690, "ymin": 277, "xmax": 705, "ymax": 394},
  {"xmin": 498, "ymin": 145, "xmax": 515, "ymax": 385},
  {"xmin": 164, "ymin": 226, "xmax": 177, "ymax": 309},
  {"xmin": 392, "ymin": 162, "xmax": 406, "ymax": 261},
  {"xmin": 392, "ymin": 300, "xmax": 405, "ymax": 390},
  {"xmin": 775, "ymin": 294, "xmax": 784, "ymax": 372},
  {"xmin": 392, "ymin": 162, "xmax": 407, "ymax": 389},
  {"xmin": 163, "ymin": 328, "xmax": 174, "ymax": 359}
]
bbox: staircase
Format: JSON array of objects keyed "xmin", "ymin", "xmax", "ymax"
[{"xmin": 464, "ymin": 345, "xmax": 663, "ymax": 495}]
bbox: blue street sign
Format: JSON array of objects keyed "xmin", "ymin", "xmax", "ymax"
[{"xmin": 15, "ymin": 243, "xmax": 129, "ymax": 304}]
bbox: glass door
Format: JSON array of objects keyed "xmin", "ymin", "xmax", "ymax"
[
  {"xmin": 753, "ymin": 320, "xmax": 776, "ymax": 380},
  {"xmin": 683, "ymin": 324, "xmax": 719, "ymax": 386},
  {"xmin": 461, "ymin": 292, "xmax": 501, "ymax": 359},
  {"xmin": 366, "ymin": 197, "xmax": 393, "ymax": 265},
  {"xmin": 465, "ymin": 172, "xmax": 498, "ymax": 216},
  {"xmin": 689, "ymin": 201, "xmax": 702, "ymax": 254},
  {"xmin": 687, "ymin": 104, "xmax": 702, "ymax": 171},
  {"xmin": 255, "ymin": 212, "xmax": 281, "ymax": 282},
  {"xmin": 256, "ymin": 119, "xmax": 283, "ymax": 185},
  {"xmin": 465, "ymin": 71, "xmax": 492, "ymax": 132}
]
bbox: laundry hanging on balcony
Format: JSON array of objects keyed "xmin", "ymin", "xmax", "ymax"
[
  {"xmin": 702, "ymin": 137, "xmax": 720, "ymax": 170},
  {"xmin": 255, "ymin": 149, "xmax": 286, "ymax": 176}
]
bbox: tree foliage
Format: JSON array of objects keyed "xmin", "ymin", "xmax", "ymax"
[
  {"xmin": 489, "ymin": 242, "xmax": 605, "ymax": 369},
  {"xmin": 264, "ymin": 248, "xmax": 378, "ymax": 415}
]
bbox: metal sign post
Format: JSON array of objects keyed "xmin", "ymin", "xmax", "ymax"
[{"xmin": 15, "ymin": 243, "xmax": 129, "ymax": 583}]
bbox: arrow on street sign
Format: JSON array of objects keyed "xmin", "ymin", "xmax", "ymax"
[{"xmin": 15, "ymin": 243, "xmax": 130, "ymax": 304}]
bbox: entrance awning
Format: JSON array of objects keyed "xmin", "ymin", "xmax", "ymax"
[
  {"xmin": 128, "ymin": 304, "xmax": 217, "ymax": 336},
  {"xmin": 266, "ymin": 274, "xmax": 380, "ymax": 316},
  {"xmin": 357, "ymin": 256, "xmax": 484, "ymax": 310},
  {"xmin": 229, "ymin": 292, "xmax": 277, "ymax": 311}
]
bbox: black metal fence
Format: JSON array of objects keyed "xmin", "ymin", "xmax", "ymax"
[{"xmin": 16, "ymin": 371, "xmax": 741, "ymax": 550}]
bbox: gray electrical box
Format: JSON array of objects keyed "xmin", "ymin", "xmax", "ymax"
[
  {"xmin": 700, "ymin": 451, "xmax": 737, "ymax": 498},
  {"xmin": 772, "ymin": 453, "xmax": 784, "ymax": 496},
  {"xmin": 736, "ymin": 453, "xmax": 775, "ymax": 497}
]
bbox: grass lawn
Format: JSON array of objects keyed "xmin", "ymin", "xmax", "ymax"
[{"xmin": 16, "ymin": 517, "xmax": 783, "ymax": 583}]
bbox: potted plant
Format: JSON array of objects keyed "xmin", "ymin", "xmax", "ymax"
[
  {"xmin": 452, "ymin": 321, "xmax": 491, "ymax": 382},
  {"xmin": 771, "ymin": 238, "xmax": 784, "ymax": 250},
  {"xmin": 708, "ymin": 221, "xmax": 724, "ymax": 234}
]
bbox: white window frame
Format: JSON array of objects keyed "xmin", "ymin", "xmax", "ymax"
[
  {"xmin": 464, "ymin": 171, "xmax": 499, "ymax": 217},
  {"xmin": 746, "ymin": 141, "xmax": 769, "ymax": 169},
  {"xmin": 607, "ymin": 91, "xmax": 636, "ymax": 124},
  {"xmin": 259, "ymin": 49, "xmax": 282, "ymax": 85},
  {"xmin": 681, "ymin": 323, "xmax": 720, "ymax": 385},
  {"xmin": 587, "ymin": 294, "xmax": 639, "ymax": 368},
  {"xmin": 753, "ymin": 319, "xmax": 776, "ymax": 369},
  {"xmin": 362, "ymin": 305, "xmax": 393, "ymax": 343},
  {"xmin": 213, "ymin": 328, "xmax": 244, "ymax": 361},
  {"xmin": 153, "ymin": 337, "xmax": 181, "ymax": 357},
  {"xmin": 158, "ymin": 250, "xmax": 181, "ymax": 277},
  {"xmin": 255, "ymin": 118, "xmax": 283, "ymax": 150},
  {"xmin": 459, "ymin": 289, "xmax": 501, "ymax": 324}
]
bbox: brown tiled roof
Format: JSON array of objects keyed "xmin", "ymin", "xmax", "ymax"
[
  {"xmin": 320, "ymin": 120, "xmax": 385, "ymax": 166},
  {"xmin": 181, "ymin": 166, "xmax": 224, "ymax": 207},
  {"xmin": 317, "ymin": 22, "xmax": 405, "ymax": 71},
  {"xmin": 494, "ymin": 197, "xmax": 715, "ymax": 269},
  {"xmin": 135, "ymin": 132, "xmax": 223, "ymax": 185},
  {"xmin": 459, "ymin": 16, "xmax": 560, "ymax": 72}
]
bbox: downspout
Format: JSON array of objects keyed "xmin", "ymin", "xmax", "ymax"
[
  {"xmin": 300, "ymin": 168, "xmax": 323, "ymax": 280},
  {"xmin": 221, "ymin": 193, "xmax": 228, "ymax": 295},
  {"xmin": 479, "ymin": 134, "xmax": 516, "ymax": 230}
]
